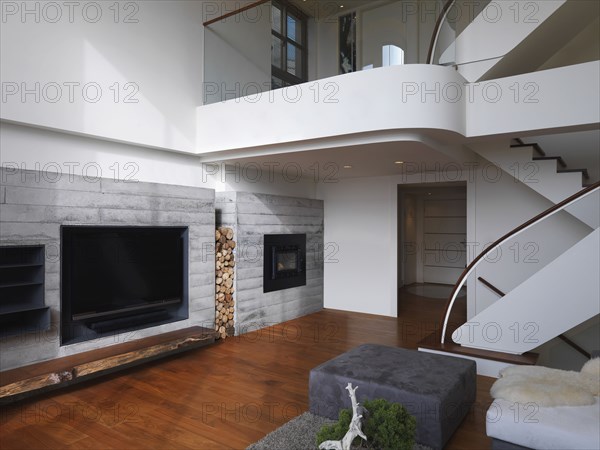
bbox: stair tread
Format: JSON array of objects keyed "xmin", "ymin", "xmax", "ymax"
[
  {"xmin": 418, "ymin": 333, "xmax": 539, "ymax": 365},
  {"xmin": 532, "ymin": 156, "xmax": 567, "ymax": 168},
  {"xmin": 510, "ymin": 142, "xmax": 546, "ymax": 157},
  {"xmin": 557, "ymin": 168, "xmax": 590, "ymax": 180}
]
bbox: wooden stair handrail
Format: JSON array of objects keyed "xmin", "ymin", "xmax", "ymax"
[
  {"xmin": 203, "ymin": 0, "xmax": 269, "ymax": 27},
  {"xmin": 440, "ymin": 181, "xmax": 600, "ymax": 343},
  {"xmin": 477, "ymin": 277, "xmax": 592, "ymax": 359},
  {"xmin": 427, "ymin": 0, "xmax": 457, "ymax": 64}
]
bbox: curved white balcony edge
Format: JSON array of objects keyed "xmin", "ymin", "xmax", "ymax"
[
  {"xmin": 2, "ymin": 62, "xmax": 596, "ymax": 157},
  {"xmin": 197, "ymin": 61, "xmax": 600, "ymax": 156},
  {"xmin": 197, "ymin": 65, "xmax": 467, "ymax": 155}
]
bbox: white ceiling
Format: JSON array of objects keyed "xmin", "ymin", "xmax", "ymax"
[
  {"xmin": 212, "ymin": 129, "xmax": 600, "ymax": 181},
  {"xmin": 220, "ymin": 140, "xmax": 459, "ymax": 179},
  {"xmin": 288, "ymin": 0, "xmax": 390, "ymax": 17}
]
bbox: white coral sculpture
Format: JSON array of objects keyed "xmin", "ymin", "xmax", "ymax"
[{"xmin": 319, "ymin": 383, "xmax": 368, "ymax": 450}]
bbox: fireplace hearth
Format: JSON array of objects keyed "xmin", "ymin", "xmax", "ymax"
[
  {"xmin": 61, "ymin": 226, "xmax": 189, "ymax": 345},
  {"xmin": 263, "ymin": 234, "xmax": 306, "ymax": 293}
]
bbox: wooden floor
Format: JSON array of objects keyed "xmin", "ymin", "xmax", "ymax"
[{"xmin": 0, "ymin": 290, "xmax": 493, "ymax": 449}]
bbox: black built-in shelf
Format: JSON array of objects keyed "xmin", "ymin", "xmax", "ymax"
[{"xmin": 0, "ymin": 246, "xmax": 50, "ymax": 338}]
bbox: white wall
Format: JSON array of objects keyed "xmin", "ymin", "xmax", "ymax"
[
  {"xmin": 0, "ymin": 122, "xmax": 318, "ymax": 200},
  {"xmin": 361, "ymin": 2, "xmax": 407, "ymax": 69},
  {"xmin": 316, "ymin": 170, "xmax": 467, "ymax": 318},
  {"xmin": 317, "ymin": 141, "xmax": 593, "ymax": 320},
  {"xmin": 0, "ymin": 122, "xmax": 207, "ymax": 187},
  {"xmin": 206, "ymin": 163, "xmax": 318, "ymax": 198},
  {"xmin": 311, "ymin": 0, "xmax": 437, "ymax": 80},
  {"xmin": 402, "ymin": 194, "xmax": 418, "ymax": 285},
  {"xmin": 317, "ymin": 175, "xmax": 399, "ymax": 317},
  {"xmin": 0, "ymin": 1, "xmax": 207, "ymax": 153},
  {"xmin": 311, "ymin": 15, "xmax": 338, "ymax": 80},
  {"xmin": 203, "ymin": 3, "xmax": 271, "ymax": 104}
]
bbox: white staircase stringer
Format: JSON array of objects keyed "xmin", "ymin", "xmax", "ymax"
[
  {"xmin": 453, "ymin": 228, "xmax": 600, "ymax": 354},
  {"xmin": 471, "ymin": 142, "xmax": 596, "ymax": 228},
  {"xmin": 565, "ymin": 192, "xmax": 600, "ymax": 230},
  {"xmin": 449, "ymin": 0, "xmax": 567, "ymax": 82}
]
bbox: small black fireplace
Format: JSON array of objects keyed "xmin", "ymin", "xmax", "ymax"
[
  {"xmin": 263, "ymin": 234, "xmax": 306, "ymax": 293},
  {"xmin": 61, "ymin": 226, "xmax": 189, "ymax": 345}
]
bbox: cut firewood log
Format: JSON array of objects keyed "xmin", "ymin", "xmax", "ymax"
[{"xmin": 215, "ymin": 227, "xmax": 235, "ymax": 340}]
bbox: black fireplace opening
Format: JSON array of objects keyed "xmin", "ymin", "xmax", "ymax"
[
  {"xmin": 61, "ymin": 226, "xmax": 189, "ymax": 345},
  {"xmin": 263, "ymin": 234, "xmax": 306, "ymax": 293}
]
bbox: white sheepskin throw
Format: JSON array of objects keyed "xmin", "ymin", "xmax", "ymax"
[
  {"xmin": 581, "ymin": 357, "xmax": 600, "ymax": 396},
  {"xmin": 491, "ymin": 358, "xmax": 600, "ymax": 407}
]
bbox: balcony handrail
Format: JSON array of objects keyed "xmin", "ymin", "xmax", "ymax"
[
  {"xmin": 203, "ymin": 0, "xmax": 269, "ymax": 27},
  {"xmin": 427, "ymin": 0, "xmax": 456, "ymax": 65},
  {"xmin": 440, "ymin": 181, "xmax": 600, "ymax": 343}
]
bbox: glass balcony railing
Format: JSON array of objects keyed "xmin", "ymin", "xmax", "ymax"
[
  {"xmin": 203, "ymin": 1, "xmax": 272, "ymax": 105},
  {"xmin": 202, "ymin": 0, "xmax": 457, "ymax": 105},
  {"xmin": 427, "ymin": 0, "xmax": 491, "ymax": 66}
]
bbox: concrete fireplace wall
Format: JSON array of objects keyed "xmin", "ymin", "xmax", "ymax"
[
  {"xmin": 0, "ymin": 167, "xmax": 215, "ymax": 370},
  {"xmin": 216, "ymin": 192, "xmax": 324, "ymax": 333}
]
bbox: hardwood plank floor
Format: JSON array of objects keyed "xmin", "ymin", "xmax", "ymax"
[{"xmin": 0, "ymin": 292, "xmax": 493, "ymax": 449}]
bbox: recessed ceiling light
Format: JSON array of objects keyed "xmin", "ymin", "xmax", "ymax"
[
  {"xmin": 395, "ymin": 161, "xmax": 404, "ymax": 165},
  {"xmin": 343, "ymin": 165, "xmax": 352, "ymax": 169},
  {"xmin": 340, "ymin": 5, "xmax": 344, "ymax": 8}
]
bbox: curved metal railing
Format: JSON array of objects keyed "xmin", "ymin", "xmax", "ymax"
[{"xmin": 427, "ymin": 0, "xmax": 456, "ymax": 64}]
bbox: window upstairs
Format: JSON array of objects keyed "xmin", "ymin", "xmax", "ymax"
[{"xmin": 271, "ymin": 1, "xmax": 308, "ymax": 89}]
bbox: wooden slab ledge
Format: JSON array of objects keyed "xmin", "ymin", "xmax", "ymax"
[{"xmin": 0, "ymin": 326, "xmax": 216, "ymax": 403}]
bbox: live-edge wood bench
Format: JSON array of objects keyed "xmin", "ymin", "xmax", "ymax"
[{"xmin": 0, "ymin": 326, "xmax": 216, "ymax": 404}]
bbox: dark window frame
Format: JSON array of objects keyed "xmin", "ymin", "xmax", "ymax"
[{"xmin": 271, "ymin": 0, "xmax": 308, "ymax": 88}]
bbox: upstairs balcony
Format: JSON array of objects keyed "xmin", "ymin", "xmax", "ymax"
[
  {"xmin": 202, "ymin": 0, "xmax": 439, "ymax": 106},
  {"xmin": 198, "ymin": 0, "xmax": 600, "ymax": 157}
]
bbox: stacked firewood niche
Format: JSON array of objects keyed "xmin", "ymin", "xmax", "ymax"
[{"xmin": 215, "ymin": 227, "xmax": 235, "ymax": 340}]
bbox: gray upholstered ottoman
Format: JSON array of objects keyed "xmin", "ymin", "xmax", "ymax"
[{"xmin": 309, "ymin": 344, "xmax": 476, "ymax": 450}]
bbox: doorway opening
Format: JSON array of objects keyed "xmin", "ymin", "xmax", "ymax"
[{"xmin": 397, "ymin": 183, "xmax": 467, "ymax": 322}]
